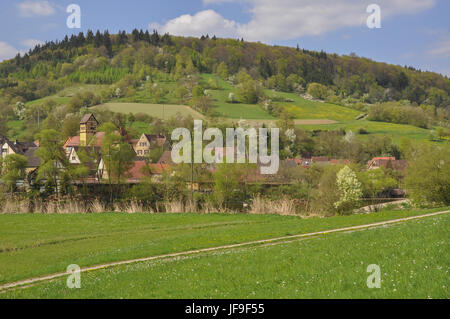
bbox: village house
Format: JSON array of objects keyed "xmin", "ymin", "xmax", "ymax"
[
  {"xmin": 157, "ymin": 150, "xmax": 174, "ymax": 165},
  {"xmin": 133, "ymin": 133, "xmax": 166, "ymax": 156},
  {"xmin": 286, "ymin": 157, "xmax": 353, "ymax": 168},
  {"xmin": 366, "ymin": 157, "xmax": 408, "ymax": 171},
  {"xmin": 1, "ymin": 136, "xmax": 41, "ymax": 176},
  {"xmin": 97, "ymin": 157, "xmax": 170, "ymax": 183}
]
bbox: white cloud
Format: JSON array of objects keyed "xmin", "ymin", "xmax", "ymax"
[
  {"xmin": 151, "ymin": 10, "xmax": 238, "ymax": 38},
  {"xmin": 153, "ymin": 0, "xmax": 435, "ymax": 42},
  {"xmin": 21, "ymin": 39, "xmax": 45, "ymax": 49},
  {"xmin": 0, "ymin": 39, "xmax": 45, "ymax": 62},
  {"xmin": 18, "ymin": 1, "xmax": 56, "ymax": 17},
  {"xmin": 0, "ymin": 42, "xmax": 19, "ymax": 61}
]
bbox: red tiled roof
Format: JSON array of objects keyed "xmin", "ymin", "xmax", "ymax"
[
  {"xmin": 370, "ymin": 157, "xmax": 395, "ymax": 162},
  {"xmin": 286, "ymin": 157, "xmax": 303, "ymax": 165},
  {"xmin": 144, "ymin": 134, "xmax": 167, "ymax": 147},
  {"xmin": 64, "ymin": 132, "xmax": 106, "ymax": 148},
  {"xmin": 148, "ymin": 163, "xmax": 170, "ymax": 175},
  {"xmin": 330, "ymin": 159, "xmax": 353, "ymax": 165},
  {"xmin": 126, "ymin": 160, "xmax": 149, "ymax": 182},
  {"xmin": 130, "ymin": 139, "xmax": 139, "ymax": 146},
  {"xmin": 157, "ymin": 151, "xmax": 173, "ymax": 164},
  {"xmin": 312, "ymin": 156, "xmax": 329, "ymax": 162},
  {"xmin": 367, "ymin": 157, "xmax": 407, "ymax": 171}
]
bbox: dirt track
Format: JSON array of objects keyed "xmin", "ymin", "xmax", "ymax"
[{"xmin": 0, "ymin": 209, "xmax": 448, "ymax": 293}]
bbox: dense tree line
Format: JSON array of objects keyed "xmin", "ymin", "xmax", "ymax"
[{"xmin": 0, "ymin": 30, "xmax": 449, "ymax": 109}]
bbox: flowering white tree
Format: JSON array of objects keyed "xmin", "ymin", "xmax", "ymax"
[
  {"xmin": 14, "ymin": 102, "xmax": 26, "ymax": 120},
  {"xmin": 344, "ymin": 130, "xmax": 355, "ymax": 143},
  {"xmin": 285, "ymin": 128, "xmax": 296, "ymax": 143},
  {"xmin": 334, "ymin": 166, "xmax": 363, "ymax": 213},
  {"xmin": 115, "ymin": 87, "xmax": 122, "ymax": 98}
]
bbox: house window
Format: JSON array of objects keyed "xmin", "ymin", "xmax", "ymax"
[
  {"xmin": 144, "ymin": 150, "xmax": 149, "ymax": 154},
  {"xmin": 138, "ymin": 150, "xmax": 142, "ymax": 155},
  {"xmin": 72, "ymin": 156, "xmax": 76, "ymax": 161}
]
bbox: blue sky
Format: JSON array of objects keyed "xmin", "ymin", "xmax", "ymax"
[{"xmin": 0, "ymin": 0, "xmax": 449, "ymax": 76}]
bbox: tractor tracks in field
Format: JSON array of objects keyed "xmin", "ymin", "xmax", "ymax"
[{"xmin": 0, "ymin": 209, "xmax": 448, "ymax": 293}]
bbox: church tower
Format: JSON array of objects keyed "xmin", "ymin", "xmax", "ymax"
[{"xmin": 79, "ymin": 114, "xmax": 98, "ymax": 146}]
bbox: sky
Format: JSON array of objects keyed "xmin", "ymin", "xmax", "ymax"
[{"xmin": 0, "ymin": 0, "xmax": 449, "ymax": 76}]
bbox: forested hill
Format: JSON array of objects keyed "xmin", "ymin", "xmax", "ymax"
[{"xmin": 0, "ymin": 29, "xmax": 449, "ymax": 108}]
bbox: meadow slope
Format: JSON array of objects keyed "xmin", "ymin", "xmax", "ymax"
[{"xmin": 2, "ymin": 211, "xmax": 448, "ymax": 298}]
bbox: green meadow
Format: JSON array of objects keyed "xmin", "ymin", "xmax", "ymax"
[
  {"xmin": 298, "ymin": 119, "xmax": 441, "ymax": 143},
  {"xmin": 1, "ymin": 210, "xmax": 448, "ymax": 299},
  {"xmin": 0, "ymin": 208, "xmax": 447, "ymax": 289},
  {"xmin": 201, "ymin": 73, "xmax": 276, "ymax": 119},
  {"xmin": 25, "ymin": 84, "xmax": 109, "ymax": 107},
  {"xmin": 93, "ymin": 102, "xmax": 205, "ymax": 120},
  {"xmin": 274, "ymin": 92, "xmax": 361, "ymax": 122}
]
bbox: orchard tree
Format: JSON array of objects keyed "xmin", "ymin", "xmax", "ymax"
[
  {"xmin": 1, "ymin": 154, "xmax": 28, "ymax": 193},
  {"xmin": 70, "ymin": 148, "xmax": 95, "ymax": 198},
  {"xmin": 237, "ymin": 80, "xmax": 264, "ymax": 104},
  {"xmin": 35, "ymin": 129, "xmax": 70, "ymax": 197},
  {"xmin": 216, "ymin": 62, "xmax": 229, "ymax": 79},
  {"xmin": 100, "ymin": 123, "xmax": 136, "ymax": 201},
  {"xmin": 358, "ymin": 167, "xmax": 398, "ymax": 199},
  {"xmin": 14, "ymin": 101, "xmax": 26, "ymax": 120},
  {"xmin": 404, "ymin": 145, "xmax": 450, "ymax": 205},
  {"xmin": 334, "ymin": 166, "xmax": 363, "ymax": 214},
  {"xmin": 213, "ymin": 163, "xmax": 255, "ymax": 210},
  {"xmin": 307, "ymin": 82, "xmax": 329, "ymax": 100},
  {"xmin": 0, "ymin": 116, "xmax": 7, "ymax": 136}
]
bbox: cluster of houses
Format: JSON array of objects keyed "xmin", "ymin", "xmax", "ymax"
[
  {"xmin": 284, "ymin": 156, "xmax": 407, "ymax": 171},
  {"xmin": 1, "ymin": 113, "xmax": 408, "ymax": 189},
  {"xmin": 65, "ymin": 113, "xmax": 172, "ymax": 183},
  {"xmin": 285, "ymin": 157, "xmax": 353, "ymax": 168},
  {"xmin": 1, "ymin": 114, "xmax": 172, "ymax": 186}
]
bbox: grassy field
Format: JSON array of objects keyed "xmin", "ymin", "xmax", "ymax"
[
  {"xmin": 25, "ymin": 84, "xmax": 108, "ymax": 107},
  {"xmin": 200, "ymin": 74, "xmax": 362, "ymax": 122},
  {"xmin": 298, "ymin": 119, "xmax": 440, "ymax": 143},
  {"xmin": 1, "ymin": 210, "xmax": 448, "ymax": 298},
  {"xmin": 201, "ymin": 74, "xmax": 276, "ymax": 120},
  {"xmin": 0, "ymin": 208, "xmax": 447, "ymax": 287},
  {"xmin": 274, "ymin": 92, "xmax": 361, "ymax": 122},
  {"xmin": 92, "ymin": 102, "xmax": 205, "ymax": 120}
]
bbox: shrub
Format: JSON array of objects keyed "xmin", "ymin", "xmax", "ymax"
[
  {"xmin": 404, "ymin": 145, "xmax": 450, "ymax": 205},
  {"xmin": 334, "ymin": 166, "xmax": 363, "ymax": 214},
  {"xmin": 307, "ymin": 82, "xmax": 329, "ymax": 100}
]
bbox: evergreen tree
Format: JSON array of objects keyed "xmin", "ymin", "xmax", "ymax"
[
  {"xmin": 94, "ymin": 30, "xmax": 103, "ymax": 48},
  {"xmin": 104, "ymin": 30, "xmax": 112, "ymax": 57},
  {"xmin": 86, "ymin": 30, "xmax": 94, "ymax": 43}
]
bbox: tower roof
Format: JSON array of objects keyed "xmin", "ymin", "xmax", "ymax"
[{"xmin": 80, "ymin": 113, "xmax": 98, "ymax": 124}]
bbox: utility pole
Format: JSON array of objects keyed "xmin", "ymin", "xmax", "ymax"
[{"xmin": 191, "ymin": 141, "xmax": 194, "ymax": 203}]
